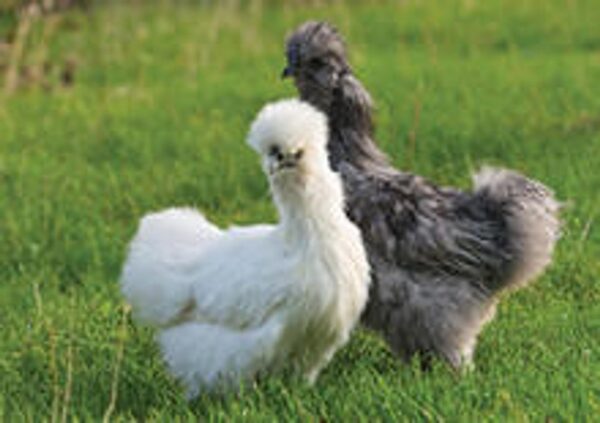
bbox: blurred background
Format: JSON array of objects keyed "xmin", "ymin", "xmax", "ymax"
[{"xmin": 1, "ymin": 0, "xmax": 598, "ymax": 420}]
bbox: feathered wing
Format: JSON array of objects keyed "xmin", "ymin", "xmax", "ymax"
[
  {"xmin": 185, "ymin": 229, "xmax": 294, "ymax": 329},
  {"xmin": 340, "ymin": 163, "xmax": 560, "ymax": 295},
  {"xmin": 121, "ymin": 207, "xmax": 222, "ymax": 326}
]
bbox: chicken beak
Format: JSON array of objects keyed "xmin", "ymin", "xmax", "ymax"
[
  {"xmin": 279, "ymin": 156, "xmax": 298, "ymax": 169},
  {"xmin": 268, "ymin": 152, "xmax": 301, "ymax": 175}
]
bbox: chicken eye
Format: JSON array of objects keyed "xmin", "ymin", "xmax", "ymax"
[
  {"xmin": 269, "ymin": 145, "xmax": 284, "ymax": 161},
  {"xmin": 294, "ymin": 149, "xmax": 304, "ymax": 160},
  {"xmin": 269, "ymin": 145, "xmax": 280, "ymax": 157},
  {"xmin": 307, "ymin": 57, "xmax": 325, "ymax": 69}
]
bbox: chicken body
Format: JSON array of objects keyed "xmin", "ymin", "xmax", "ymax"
[
  {"xmin": 121, "ymin": 100, "xmax": 370, "ymax": 396},
  {"xmin": 284, "ymin": 22, "xmax": 560, "ymax": 368}
]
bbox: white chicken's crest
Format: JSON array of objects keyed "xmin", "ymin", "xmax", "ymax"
[{"xmin": 248, "ymin": 98, "xmax": 328, "ymax": 156}]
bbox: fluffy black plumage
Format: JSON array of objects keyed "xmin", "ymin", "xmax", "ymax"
[{"xmin": 283, "ymin": 21, "xmax": 561, "ymax": 369}]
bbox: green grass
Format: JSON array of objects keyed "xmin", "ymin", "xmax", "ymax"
[{"xmin": 1, "ymin": 0, "xmax": 599, "ymax": 420}]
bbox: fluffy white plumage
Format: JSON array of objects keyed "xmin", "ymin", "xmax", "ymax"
[{"xmin": 120, "ymin": 99, "xmax": 370, "ymax": 398}]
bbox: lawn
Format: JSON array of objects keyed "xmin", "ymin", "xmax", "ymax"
[{"xmin": 0, "ymin": 0, "xmax": 599, "ymax": 420}]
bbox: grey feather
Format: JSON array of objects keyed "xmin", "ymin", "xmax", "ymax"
[{"xmin": 284, "ymin": 21, "xmax": 561, "ymax": 368}]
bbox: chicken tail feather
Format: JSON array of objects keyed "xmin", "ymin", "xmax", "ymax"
[
  {"xmin": 121, "ymin": 208, "xmax": 222, "ymax": 326},
  {"xmin": 473, "ymin": 166, "xmax": 561, "ymax": 292}
]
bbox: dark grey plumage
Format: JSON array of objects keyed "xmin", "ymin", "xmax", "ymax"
[{"xmin": 283, "ymin": 21, "xmax": 561, "ymax": 369}]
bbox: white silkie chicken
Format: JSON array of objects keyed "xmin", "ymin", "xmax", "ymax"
[{"xmin": 120, "ymin": 99, "xmax": 370, "ymax": 398}]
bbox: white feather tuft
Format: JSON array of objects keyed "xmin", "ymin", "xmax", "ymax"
[{"xmin": 247, "ymin": 98, "xmax": 328, "ymax": 155}]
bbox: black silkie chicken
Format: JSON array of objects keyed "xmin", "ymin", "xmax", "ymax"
[{"xmin": 282, "ymin": 21, "xmax": 561, "ymax": 369}]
